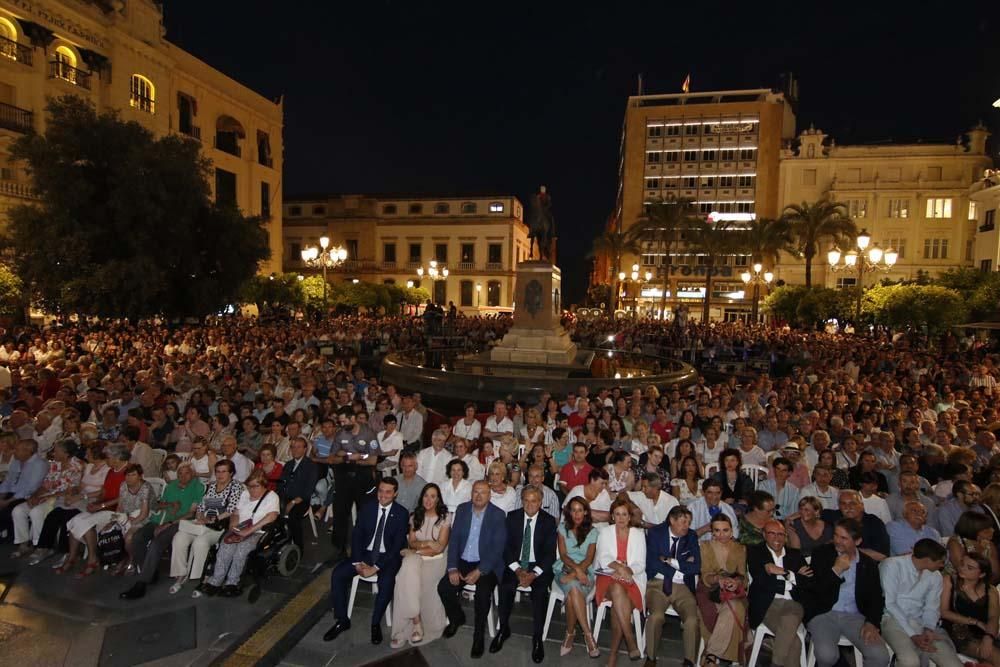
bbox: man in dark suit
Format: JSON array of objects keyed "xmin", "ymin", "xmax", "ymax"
[
  {"xmin": 324, "ymin": 478, "xmax": 409, "ymax": 645},
  {"xmin": 490, "ymin": 486, "xmax": 557, "ymax": 663},
  {"xmin": 803, "ymin": 519, "xmax": 891, "ymax": 667},
  {"xmin": 747, "ymin": 520, "xmax": 812, "ymax": 667},
  {"xmin": 822, "ymin": 489, "xmax": 890, "ymax": 561},
  {"xmin": 644, "ymin": 505, "xmax": 701, "ymax": 667},
  {"xmin": 438, "ymin": 479, "xmax": 507, "ymax": 659},
  {"xmin": 278, "ymin": 436, "xmax": 318, "ymax": 551}
]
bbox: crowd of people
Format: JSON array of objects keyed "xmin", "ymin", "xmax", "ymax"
[{"xmin": 1, "ymin": 314, "xmax": 1000, "ymax": 666}]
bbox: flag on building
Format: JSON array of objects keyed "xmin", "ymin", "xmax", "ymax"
[{"xmin": 681, "ymin": 74, "xmax": 690, "ymax": 93}]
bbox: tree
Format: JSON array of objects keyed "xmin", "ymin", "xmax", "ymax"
[
  {"xmin": 781, "ymin": 197, "xmax": 857, "ymax": 287},
  {"xmin": 3, "ymin": 96, "xmax": 269, "ymax": 319},
  {"xmin": 684, "ymin": 220, "xmax": 742, "ymax": 323},
  {"xmin": 240, "ymin": 273, "xmax": 304, "ymax": 310},
  {"xmin": 591, "ymin": 227, "xmax": 641, "ymax": 314},
  {"xmin": 0, "ymin": 263, "xmax": 23, "ymax": 318},
  {"xmin": 763, "ymin": 285, "xmax": 854, "ymax": 328},
  {"xmin": 934, "ymin": 267, "xmax": 1000, "ymax": 321},
  {"xmin": 861, "ymin": 284, "xmax": 967, "ymax": 334},
  {"xmin": 740, "ymin": 217, "xmax": 798, "ymax": 268},
  {"xmin": 631, "ymin": 197, "xmax": 702, "ymax": 317}
]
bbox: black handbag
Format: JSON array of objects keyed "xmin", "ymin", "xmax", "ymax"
[{"xmin": 97, "ymin": 525, "xmax": 126, "ymax": 565}]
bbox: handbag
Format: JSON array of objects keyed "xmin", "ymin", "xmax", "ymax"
[
  {"xmin": 708, "ymin": 571, "xmax": 747, "ymax": 604},
  {"xmin": 223, "ymin": 494, "xmax": 267, "ymax": 544},
  {"xmin": 97, "ymin": 525, "xmax": 126, "ymax": 565}
]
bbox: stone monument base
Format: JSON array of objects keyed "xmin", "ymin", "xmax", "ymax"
[{"xmin": 490, "ymin": 325, "xmax": 577, "ymax": 365}]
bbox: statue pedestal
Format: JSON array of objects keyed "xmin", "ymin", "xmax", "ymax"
[{"xmin": 490, "ymin": 262, "xmax": 577, "ymax": 366}]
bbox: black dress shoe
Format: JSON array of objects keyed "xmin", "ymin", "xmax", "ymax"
[
  {"xmin": 323, "ymin": 620, "xmax": 351, "ymax": 642},
  {"xmin": 119, "ymin": 582, "xmax": 146, "ymax": 600},
  {"xmin": 442, "ymin": 613, "xmax": 465, "ymax": 638},
  {"xmin": 489, "ymin": 628, "xmax": 510, "ymax": 653},
  {"xmin": 220, "ymin": 585, "xmax": 241, "ymax": 598},
  {"xmin": 198, "ymin": 582, "xmax": 219, "ymax": 597},
  {"xmin": 532, "ymin": 638, "xmax": 544, "ymax": 664},
  {"xmin": 371, "ymin": 624, "xmax": 382, "ymax": 645},
  {"xmin": 471, "ymin": 634, "xmax": 485, "ymax": 658}
]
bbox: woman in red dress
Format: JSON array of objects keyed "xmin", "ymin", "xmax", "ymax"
[
  {"xmin": 254, "ymin": 444, "xmax": 283, "ymax": 492},
  {"xmin": 594, "ymin": 495, "xmax": 647, "ymax": 664}
]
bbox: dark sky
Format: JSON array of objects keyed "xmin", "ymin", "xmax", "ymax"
[{"xmin": 163, "ymin": 2, "xmax": 1000, "ymax": 305}]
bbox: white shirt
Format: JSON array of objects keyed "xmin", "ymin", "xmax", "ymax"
[
  {"xmin": 416, "ymin": 446, "xmax": 452, "ymax": 487},
  {"xmin": 665, "ymin": 531, "xmax": 686, "ymax": 585},
  {"xmin": 461, "ymin": 454, "xmax": 485, "ymax": 481},
  {"xmin": 377, "ymin": 429, "xmax": 404, "ymax": 464},
  {"xmin": 490, "ymin": 485, "xmax": 518, "ymax": 513},
  {"xmin": 442, "ymin": 478, "xmax": 472, "ymax": 513},
  {"xmin": 235, "ymin": 489, "xmax": 280, "ymax": 526},
  {"xmin": 453, "ymin": 418, "xmax": 482, "ymax": 442},
  {"xmin": 862, "ymin": 494, "xmax": 893, "ymax": 526},
  {"xmin": 508, "ymin": 511, "xmax": 543, "ymax": 575},
  {"xmin": 366, "ymin": 503, "xmax": 393, "ymax": 553},
  {"xmin": 485, "ymin": 415, "xmax": 514, "ymax": 447},
  {"xmin": 226, "ymin": 452, "xmax": 253, "ymax": 483},
  {"xmin": 799, "ymin": 483, "xmax": 840, "ymax": 510},
  {"xmin": 396, "ymin": 409, "xmax": 424, "ymax": 445},
  {"xmin": 627, "ymin": 490, "xmax": 679, "ymax": 526},
  {"xmin": 562, "ymin": 485, "xmax": 612, "ymax": 525},
  {"xmin": 767, "ymin": 546, "xmax": 796, "ymax": 599}
]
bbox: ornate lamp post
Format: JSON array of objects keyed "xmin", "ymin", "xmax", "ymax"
[
  {"xmin": 300, "ymin": 235, "xmax": 348, "ymax": 311},
  {"xmin": 617, "ymin": 264, "xmax": 653, "ymax": 314},
  {"xmin": 827, "ymin": 228, "xmax": 898, "ymax": 321},
  {"xmin": 415, "ymin": 260, "xmax": 449, "ymax": 282},
  {"xmin": 740, "ymin": 262, "xmax": 774, "ymax": 324},
  {"xmin": 476, "ymin": 282, "xmax": 482, "ymax": 307}
]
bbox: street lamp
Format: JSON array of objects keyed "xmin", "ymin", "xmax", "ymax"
[
  {"xmin": 827, "ymin": 228, "xmax": 898, "ymax": 321},
  {"xmin": 415, "ymin": 259, "xmax": 449, "ymax": 282},
  {"xmin": 617, "ymin": 263, "xmax": 652, "ymax": 314},
  {"xmin": 476, "ymin": 282, "xmax": 482, "ymax": 307},
  {"xmin": 740, "ymin": 262, "xmax": 774, "ymax": 324},
  {"xmin": 300, "ymin": 235, "xmax": 348, "ymax": 311}
]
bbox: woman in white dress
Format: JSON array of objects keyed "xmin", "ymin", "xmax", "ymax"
[
  {"xmin": 441, "ymin": 459, "xmax": 472, "ymax": 513},
  {"xmin": 451, "ymin": 403, "xmax": 482, "ymax": 443},
  {"xmin": 390, "ymin": 483, "xmax": 451, "ymax": 647}
]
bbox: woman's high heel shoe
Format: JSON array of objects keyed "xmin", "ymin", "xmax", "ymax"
[
  {"xmin": 584, "ymin": 632, "xmax": 600, "ymax": 658},
  {"xmin": 560, "ymin": 629, "xmax": 577, "ymax": 657}
]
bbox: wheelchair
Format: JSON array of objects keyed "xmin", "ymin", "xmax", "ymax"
[{"xmin": 202, "ymin": 513, "xmax": 302, "ymax": 603}]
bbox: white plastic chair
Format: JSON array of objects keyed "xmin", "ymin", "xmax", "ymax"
[
  {"xmin": 741, "ymin": 464, "xmax": 769, "ymax": 487},
  {"xmin": 145, "ymin": 476, "xmax": 167, "ymax": 499},
  {"xmin": 748, "ymin": 622, "xmax": 807, "ymax": 667},
  {"xmin": 150, "ymin": 448, "xmax": 168, "ymax": 475},
  {"xmin": 705, "ymin": 462, "xmax": 720, "ymax": 479},
  {"xmin": 347, "ymin": 573, "xmax": 391, "ymax": 626},
  {"xmin": 593, "ymin": 599, "xmax": 645, "ymax": 658},
  {"xmin": 541, "ymin": 584, "xmax": 595, "ymax": 641}
]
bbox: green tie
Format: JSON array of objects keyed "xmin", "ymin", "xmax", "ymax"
[{"xmin": 520, "ymin": 518, "xmax": 533, "ymax": 569}]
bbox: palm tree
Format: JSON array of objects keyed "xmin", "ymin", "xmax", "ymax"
[
  {"xmin": 781, "ymin": 197, "xmax": 857, "ymax": 287},
  {"xmin": 630, "ymin": 197, "xmax": 702, "ymax": 318},
  {"xmin": 740, "ymin": 217, "xmax": 798, "ymax": 269},
  {"xmin": 591, "ymin": 228, "xmax": 641, "ymax": 313},
  {"xmin": 684, "ymin": 220, "xmax": 742, "ymax": 323}
]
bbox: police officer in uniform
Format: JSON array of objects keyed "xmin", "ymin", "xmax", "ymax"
[{"xmin": 330, "ymin": 406, "xmax": 380, "ymax": 558}]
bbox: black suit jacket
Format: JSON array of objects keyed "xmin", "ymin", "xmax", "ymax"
[
  {"xmin": 801, "ymin": 543, "xmax": 884, "ymax": 626},
  {"xmin": 503, "ymin": 509, "xmax": 557, "ymax": 575},
  {"xmin": 278, "ymin": 457, "xmax": 318, "ymax": 504},
  {"xmin": 747, "ymin": 543, "xmax": 809, "ymax": 628},
  {"xmin": 351, "ymin": 498, "xmax": 409, "ymax": 574}
]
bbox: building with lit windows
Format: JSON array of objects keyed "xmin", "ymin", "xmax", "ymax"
[
  {"xmin": 0, "ymin": 0, "xmax": 283, "ymax": 272},
  {"xmin": 611, "ymin": 88, "xmax": 796, "ymax": 320},
  {"xmin": 282, "ymin": 194, "xmax": 529, "ymax": 312},
  {"xmin": 777, "ymin": 125, "xmax": 991, "ymax": 288},
  {"xmin": 970, "ymin": 166, "xmax": 1000, "ymax": 272}
]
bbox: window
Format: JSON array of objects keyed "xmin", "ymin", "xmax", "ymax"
[
  {"xmin": 460, "ymin": 243, "xmax": 475, "ymax": 263},
  {"xmin": 289, "ymin": 242, "xmax": 301, "ymax": 262},
  {"xmin": 739, "ymin": 148, "xmax": 755, "ymax": 160},
  {"xmin": 802, "ymin": 169, "xmax": 817, "ymax": 186},
  {"xmin": 684, "ymin": 124, "xmax": 699, "ymax": 135},
  {"xmin": 487, "ymin": 280, "xmax": 501, "ymax": 307},
  {"xmin": 257, "ymin": 131, "xmax": 272, "ymax": 167},
  {"xmin": 846, "ymin": 199, "xmax": 867, "ymax": 219},
  {"xmin": 663, "ymin": 151, "xmax": 679, "ymax": 162},
  {"xmin": 460, "ymin": 280, "xmax": 474, "ymax": 307},
  {"xmin": 699, "ymin": 203, "xmax": 713, "ymax": 214},
  {"xmin": 434, "ymin": 202, "xmax": 450, "ymax": 214},
  {"xmin": 718, "ymin": 176, "xmax": 734, "ymax": 188},
  {"xmin": 986, "ymin": 210, "xmax": 997, "ymax": 230},
  {"xmin": 736, "ymin": 202, "xmax": 754, "ymax": 213},
  {"xmin": 646, "ymin": 178, "xmax": 660, "ymax": 189},
  {"xmin": 966, "ymin": 239, "xmax": 974, "ymax": 261},
  {"xmin": 969, "ymin": 201, "xmax": 979, "ymax": 220},
  {"xmin": 665, "ymin": 125, "xmax": 680, "ymax": 136},
  {"xmin": 733, "ymin": 255, "xmax": 749, "ymax": 267},
  {"xmin": 214, "ymin": 115, "xmax": 244, "ymax": 156},
  {"xmin": 435, "ymin": 243, "xmax": 448, "ymax": 264},
  {"xmin": 383, "ymin": 279, "xmax": 396, "ymax": 285},
  {"xmin": 382, "ymin": 204, "xmax": 397, "ymax": 215},
  {"xmin": 409, "ymin": 203, "xmax": 423, "ymax": 214},
  {"xmin": 214, "ymin": 168, "xmax": 236, "ymax": 208},
  {"xmin": 647, "ymin": 125, "xmax": 661, "ymax": 137},
  {"xmin": 488, "ymin": 243, "xmax": 502, "ymax": 265},
  {"xmin": 923, "ymin": 238, "xmax": 949, "ymax": 259},
  {"xmin": 489, "ymin": 202, "xmax": 504, "ymax": 213},
  {"xmin": 461, "ymin": 202, "xmax": 477, "ymax": 214},
  {"xmin": 433, "ymin": 281, "xmax": 446, "ymax": 306},
  {"xmin": 682, "ymin": 177, "xmax": 697, "ymax": 188},
  {"xmin": 177, "ymin": 93, "xmax": 197, "ymax": 137},
  {"xmin": 982, "ymin": 260, "xmax": 993, "ymax": 272},
  {"xmin": 737, "ymin": 175, "xmax": 754, "ymax": 188},
  {"xmin": 683, "ymin": 150, "xmax": 698, "ymax": 162},
  {"xmin": 702, "ymin": 149, "xmax": 716, "ymax": 161},
  {"xmin": 289, "ymin": 205, "xmax": 301, "ymax": 217},
  {"xmin": 647, "ymin": 151, "xmax": 661, "ymax": 164},
  {"xmin": 926, "ymin": 166, "xmax": 942, "ymax": 181},
  {"xmin": 888, "ymin": 199, "xmax": 909, "ymax": 218},
  {"xmin": 260, "ymin": 182, "xmax": 270, "ymax": 219},
  {"xmin": 883, "ymin": 238, "xmax": 906, "ymax": 259},
  {"xmin": 408, "ymin": 243, "xmax": 421, "ymax": 263},
  {"xmin": 925, "ymin": 198, "xmax": 952, "ymax": 219},
  {"xmin": 312, "ymin": 206, "xmax": 325, "ymax": 215},
  {"xmin": 700, "ymin": 177, "xmax": 715, "ymax": 188},
  {"xmin": 836, "ymin": 277, "xmax": 857, "ymax": 289},
  {"xmin": 383, "ymin": 243, "xmax": 397, "ymax": 264},
  {"xmin": 721, "ymin": 149, "xmax": 736, "ymax": 161},
  {"xmin": 129, "ymin": 74, "xmax": 155, "ymax": 113}
]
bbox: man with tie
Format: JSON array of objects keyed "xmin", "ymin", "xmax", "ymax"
[
  {"xmin": 490, "ymin": 486, "xmax": 557, "ymax": 663},
  {"xmin": 438, "ymin": 480, "xmax": 507, "ymax": 659},
  {"xmin": 644, "ymin": 505, "xmax": 701, "ymax": 667},
  {"xmin": 278, "ymin": 436, "xmax": 318, "ymax": 551},
  {"xmin": 324, "ymin": 478, "xmax": 409, "ymax": 645}
]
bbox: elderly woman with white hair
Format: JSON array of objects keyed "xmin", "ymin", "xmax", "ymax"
[{"xmin": 415, "ymin": 428, "xmax": 452, "ymax": 487}]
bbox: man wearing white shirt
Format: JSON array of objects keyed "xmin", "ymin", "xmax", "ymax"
[
  {"xmin": 376, "ymin": 414, "xmax": 403, "ymax": 472},
  {"xmin": 562, "ymin": 469, "xmax": 612, "ymax": 524},
  {"xmin": 748, "ymin": 520, "xmax": 810, "ymax": 667},
  {"xmin": 805, "ymin": 429, "xmax": 832, "ymax": 471},
  {"xmin": 799, "ymin": 464, "xmax": 840, "ymax": 510},
  {"xmin": 395, "ymin": 395, "xmax": 424, "ymax": 453},
  {"xmin": 453, "ymin": 438, "xmax": 484, "ymax": 481},
  {"xmin": 627, "ymin": 472, "xmax": 678, "ymax": 528},
  {"xmin": 221, "ymin": 436, "xmax": 252, "ymax": 482},
  {"xmin": 483, "ymin": 400, "xmax": 513, "ymax": 448},
  {"xmin": 513, "ymin": 465, "xmax": 561, "ymax": 520},
  {"xmin": 416, "ymin": 428, "xmax": 452, "ymax": 487}
]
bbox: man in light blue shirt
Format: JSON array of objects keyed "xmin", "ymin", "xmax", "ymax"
[
  {"xmin": 688, "ymin": 479, "xmax": 739, "ymax": 541},
  {"xmin": 878, "ymin": 539, "xmax": 962, "ymax": 667},
  {"xmin": 757, "ymin": 416, "xmax": 789, "ymax": 453},
  {"xmin": 0, "ymin": 439, "xmax": 48, "ymax": 542},
  {"xmin": 886, "ymin": 501, "xmax": 941, "ymax": 556}
]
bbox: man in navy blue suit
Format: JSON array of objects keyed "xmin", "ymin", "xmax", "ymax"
[
  {"xmin": 324, "ymin": 478, "xmax": 409, "ymax": 645},
  {"xmin": 437, "ymin": 480, "xmax": 507, "ymax": 659},
  {"xmin": 645, "ymin": 505, "xmax": 701, "ymax": 667},
  {"xmin": 490, "ymin": 486, "xmax": 557, "ymax": 663}
]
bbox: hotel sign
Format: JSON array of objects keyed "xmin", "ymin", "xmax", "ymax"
[{"xmin": 8, "ymin": 0, "xmax": 108, "ymax": 49}]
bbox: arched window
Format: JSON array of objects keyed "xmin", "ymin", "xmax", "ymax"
[
  {"xmin": 54, "ymin": 45, "xmax": 76, "ymax": 68},
  {"xmin": 382, "ymin": 204, "xmax": 397, "ymax": 215},
  {"xmin": 434, "ymin": 202, "xmax": 450, "ymax": 214},
  {"xmin": 52, "ymin": 45, "xmax": 79, "ymax": 84},
  {"xmin": 461, "ymin": 202, "xmax": 477, "ymax": 214},
  {"xmin": 130, "ymin": 74, "xmax": 155, "ymax": 113},
  {"xmin": 0, "ymin": 17, "xmax": 18, "ymax": 60},
  {"xmin": 487, "ymin": 280, "xmax": 501, "ymax": 307}
]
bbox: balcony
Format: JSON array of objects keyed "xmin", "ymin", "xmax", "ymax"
[
  {"xmin": 0, "ymin": 180, "xmax": 38, "ymax": 200},
  {"xmin": 180, "ymin": 125, "xmax": 201, "ymax": 140},
  {"xmin": 0, "ymin": 36, "xmax": 31, "ymax": 65},
  {"xmin": 48, "ymin": 61, "xmax": 91, "ymax": 90},
  {"xmin": 129, "ymin": 94, "xmax": 154, "ymax": 114},
  {"xmin": 980, "ymin": 222, "xmax": 996, "ymax": 233},
  {"xmin": 485, "ymin": 262, "xmax": 504, "ymax": 271},
  {"xmin": 0, "ymin": 102, "xmax": 33, "ymax": 133},
  {"xmin": 457, "ymin": 262, "xmax": 476, "ymax": 271},
  {"xmin": 382, "ymin": 261, "xmax": 397, "ymax": 271},
  {"xmin": 214, "ymin": 133, "xmax": 241, "ymax": 157}
]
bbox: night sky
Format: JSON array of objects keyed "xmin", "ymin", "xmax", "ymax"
[{"xmin": 163, "ymin": 2, "xmax": 1000, "ymax": 305}]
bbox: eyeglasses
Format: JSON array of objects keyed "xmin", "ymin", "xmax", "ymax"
[{"xmin": 764, "ymin": 530, "xmax": 786, "ymax": 537}]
